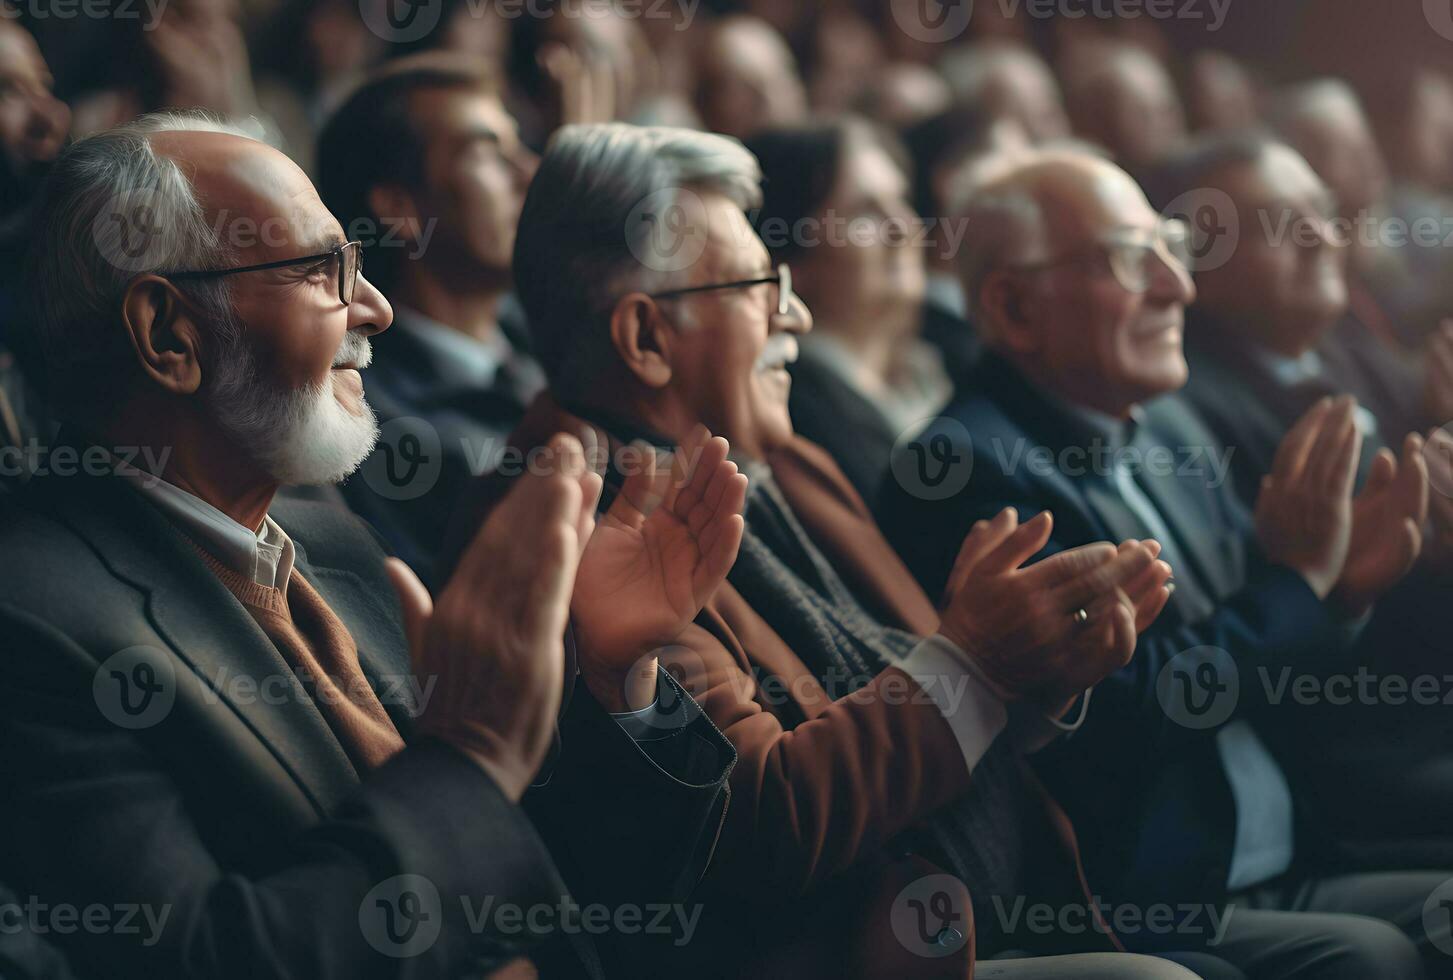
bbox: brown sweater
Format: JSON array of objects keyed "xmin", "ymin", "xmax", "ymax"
[{"xmin": 200, "ymin": 550, "xmax": 405, "ymax": 771}]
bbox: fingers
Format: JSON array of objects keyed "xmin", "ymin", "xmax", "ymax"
[
  {"xmin": 1272, "ymin": 396, "xmax": 1333, "ymax": 482},
  {"xmin": 1022, "ymin": 539, "xmax": 1117, "ymax": 590},
  {"xmin": 671, "ymin": 429, "xmax": 729, "ymax": 521},
  {"xmin": 385, "ymin": 557, "xmax": 432, "ymax": 664},
  {"xmin": 1362, "ymin": 448, "xmax": 1396, "ymax": 498},
  {"xmin": 1134, "ymin": 578, "xmax": 1173, "ymax": 633},
  {"xmin": 606, "ymin": 440, "xmax": 664, "ymax": 532},
  {"xmin": 662, "ymin": 423, "xmax": 709, "ymax": 513},
  {"xmin": 977, "ymin": 510, "xmax": 1054, "ymax": 575},
  {"xmin": 1401, "ymin": 433, "xmax": 1430, "ymax": 526},
  {"xmin": 944, "ymin": 508, "xmax": 1023, "ymax": 600},
  {"xmin": 1049, "ymin": 539, "xmax": 1156, "ymax": 611},
  {"xmin": 1307, "ymin": 397, "xmax": 1355, "ymax": 488}
]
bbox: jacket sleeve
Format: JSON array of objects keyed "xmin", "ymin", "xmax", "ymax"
[
  {"xmin": 659, "ymin": 601, "xmax": 974, "ymax": 899},
  {"xmin": 526, "ymin": 667, "xmax": 736, "ymax": 911},
  {"xmin": 0, "ymin": 600, "xmax": 583, "ymax": 980},
  {"xmin": 883, "ymin": 466, "xmax": 1347, "ymax": 751}
]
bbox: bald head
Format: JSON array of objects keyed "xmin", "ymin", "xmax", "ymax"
[
  {"xmin": 958, "ymin": 148, "xmax": 1194, "ymax": 416},
  {"xmin": 148, "ymin": 130, "xmax": 346, "ymax": 270},
  {"xmin": 1269, "ymin": 80, "xmax": 1387, "ymax": 217},
  {"xmin": 1064, "ymin": 42, "xmax": 1186, "ymax": 171},
  {"xmin": 940, "ymin": 41, "xmax": 1069, "ymax": 144},
  {"xmin": 959, "ymin": 151, "xmax": 1157, "ymax": 310},
  {"xmin": 695, "ymin": 16, "xmax": 806, "ymax": 140}
]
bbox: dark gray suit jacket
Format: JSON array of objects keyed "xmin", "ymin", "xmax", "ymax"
[{"xmin": 0, "ymin": 460, "xmax": 733, "ymax": 979}]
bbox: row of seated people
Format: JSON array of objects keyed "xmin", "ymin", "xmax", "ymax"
[{"xmin": 3, "ymin": 45, "xmax": 1453, "ymax": 980}]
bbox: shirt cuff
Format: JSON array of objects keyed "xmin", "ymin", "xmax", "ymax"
[
  {"xmin": 608, "ymin": 668, "xmax": 699, "ymax": 741},
  {"xmin": 897, "ymin": 633, "xmax": 1009, "ymax": 774}
]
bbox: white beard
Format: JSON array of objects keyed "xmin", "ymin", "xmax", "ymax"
[{"xmin": 209, "ymin": 330, "xmax": 379, "ymax": 486}]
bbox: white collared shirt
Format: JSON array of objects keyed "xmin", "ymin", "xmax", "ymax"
[{"xmin": 116, "ymin": 467, "xmax": 295, "ymax": 591}]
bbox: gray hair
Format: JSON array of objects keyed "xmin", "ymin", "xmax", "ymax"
[
  {"xmin": 512, "ymin": 122, "xmax": 763, "ymax": 392},
  {"xmin": 939, "ymin": 40, "xmax": 1054, "ymax": 109},
  {"xmin": 29, "ymin": 111, "xmax": 256, "ymax": 421},
  {"xmin": 956, "ymin": 182, "xmax": 1045, "ymax": 327}
]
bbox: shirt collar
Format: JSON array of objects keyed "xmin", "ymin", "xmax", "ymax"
[
  {"xmin": 1246, "ymin": 344, "xmax": 1325, "ymax": 387},
  {"xmin": 115, "ymin": 466, "xmax": 295, "ymax": 591},
  {"xmin": 392, "ymin": 304, "xmax": 514, "ymax": 391}
]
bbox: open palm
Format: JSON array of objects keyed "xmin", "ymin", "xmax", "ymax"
[{"xmin": 572, "ymin": 425, "xmax": 747, "ymax": 703}]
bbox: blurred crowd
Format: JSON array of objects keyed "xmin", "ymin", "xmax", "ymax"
[{"xmin": 5, "ymin": 1, "xmax": 1453, "ymax": 978}]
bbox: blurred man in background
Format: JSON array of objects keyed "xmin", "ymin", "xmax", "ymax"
[
  {"xmin": 882, "ymin": 147, "xmax": 1442, "ymax": 980},
  {"xmin": 318, "ymin": 57, "xmax": 545, "ymax": 585}
]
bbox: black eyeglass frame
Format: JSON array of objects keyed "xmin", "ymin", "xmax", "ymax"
[
  {"xmin": 162, "ymin": 240, "xmax": 364, "ymax": 306},
  {"xmin": 650, "ymin": 263, "xmax": 794, "ymax": 316}
]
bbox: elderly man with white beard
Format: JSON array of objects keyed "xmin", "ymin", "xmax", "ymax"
[{"xmin": 0, "ymin": 113, "xmax": 746, "ymax": 979}]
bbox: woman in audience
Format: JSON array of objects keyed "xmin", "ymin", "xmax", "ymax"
[{"xmin": 747, "ymin": 118, "xmax": 952, "ymax": 503}]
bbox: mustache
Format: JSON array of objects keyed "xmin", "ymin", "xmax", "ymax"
[
  {"xmin": 333, "ymin": 331, "xmax": 372, "ymax": 369},
  {"xmin": 755, "ymin": 334, "xmax": 799, "ymax": 371}
]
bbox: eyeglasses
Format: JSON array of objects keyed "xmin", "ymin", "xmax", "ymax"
[
  {"xmin": 650, "ymin": 263, "xmax": 795, "ymax": 316},
  {"xmin": 1008, "ymin": 219, "xmax": 1192, "ymax": 294},
  {"xmin": 162, "ymin": 241, "xmax": 364, "ymax": 306}
]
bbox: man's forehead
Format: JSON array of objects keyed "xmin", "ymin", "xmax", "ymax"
[
  {"xmin": 1029, "ymin": 158, "xmax": 1155, "ymax": 242},
  {"xmin": 150, "ymin": 131, "xmax": 341, "ymax": 251},
  {"xmin": 700, "ymin": 196, "xmax": 769, "ymax": 274}
]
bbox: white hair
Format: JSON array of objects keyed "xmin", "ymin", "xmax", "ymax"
[
  {"xmin": 32, "ymin": 110, "xmax": 379, "ymax": 484},
  {"xmin": 513, "ymin": 123, "xmax": 764, "ymax": 390},
  {"xmin": 31, "ymin": 111, "xmax": 256, "ymax": 419}
]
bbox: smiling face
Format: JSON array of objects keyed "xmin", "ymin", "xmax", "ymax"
[
  {"xmin": 150, "ymin": 131, "xmax": 393, "ymax": 482},
  {"xmin": 409, "ymin": 86, "xmax": 536, "ymax": 282},
  {"xmin": 995, "ymin": 157, "xmax": 1194, "ymax": 416},
  {"xmin": 1194, "ymin": 144, "xmax": 1348, "ymax": 357},
  {"xmin": 655, "ymin": 192, "xmax": 813, "ymax": 458}
]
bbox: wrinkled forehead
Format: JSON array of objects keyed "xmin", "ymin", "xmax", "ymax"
[
  {"xmin": 149, "ymin": 130, "xmax": 343, "ymax": 259},
  {"xmin": 696, "ymin": 192, "xmax": 770, "ymax": 280}
]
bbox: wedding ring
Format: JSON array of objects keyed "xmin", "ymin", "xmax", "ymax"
[{"xmin": 1072, "ymin": 608, "xmax": 1089, "ymax": 625}]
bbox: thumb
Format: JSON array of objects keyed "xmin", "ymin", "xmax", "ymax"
[{"xmin": 385, "ymin": 557, "xmax": 433, "ymax": 665}]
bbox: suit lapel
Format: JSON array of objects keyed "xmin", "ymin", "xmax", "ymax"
[{"xmin": 44, "ymin": 474, "xmax": 363, "ymax": 814}]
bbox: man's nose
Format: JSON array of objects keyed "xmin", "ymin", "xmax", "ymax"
[
  {"xmin": 348, "ymin": 273, "xmax": 393, "ymax": 338},
  {"xmin": 775, "ymin": 290, "xmax": 813, "ymax": 336},
  {"xmin": 1149, "ymin": 246, "xmax": 1196, "ymax": 306}
]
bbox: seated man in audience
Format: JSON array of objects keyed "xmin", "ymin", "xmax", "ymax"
[
  {"xmin": 0, "ymin": 112, "xmax": 743, "ymax": 978},
  {"xmin": 0, "ymin": 13, "xmax": 70, "ymax": 481},
  {"xmin": 454, "ymin": 121, "xmax": 1244, "ymax": 980},
  {"xmin": 1361, "ymin": 66, "xmax": 1453, "ymax": 341},
  {"xmin": 879, "ymin": 147, "xmax": 1445, "ymax": 979},
  {"xmin": 1059, "ymin": 39, "xmax": 1188, "ymax": 181},
  {"xmin": 691, "ymin": 15, "xmax": 807, "ymax": 142},
  {"xmin": 1265, "ymin": 82, "xmax": 1433, "ymax": 433},
  {"xmin": 938, "ymin": 39, "xmax": 1072, "ymax": 146},
  {"xmin": 317, "ymin": 56, "xmax": 547, "ymax": 586},
  {"xmin": 1152, "ymin": 132, "xmax": 1453, "ymax": 851}
]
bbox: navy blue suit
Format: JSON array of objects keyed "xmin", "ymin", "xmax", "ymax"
[{"xmin": 878, "ymin": 354, "xmax": 1349, "ymax": 911}]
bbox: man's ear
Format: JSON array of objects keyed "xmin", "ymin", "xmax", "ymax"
[
  {"xmin": 121, "ymin": 276, "xmax": 204, "ymax": 396},
  {"xmin": 366, "ymin": 184, "xmax": 424, "ymax": 246},
  {"xmin": 609, "ymin": 293, "xmax": 673, "ymax": 388},
  {"xmin": 978, "ymin": 269, "xmax": 1042, "ymax": 355}
]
